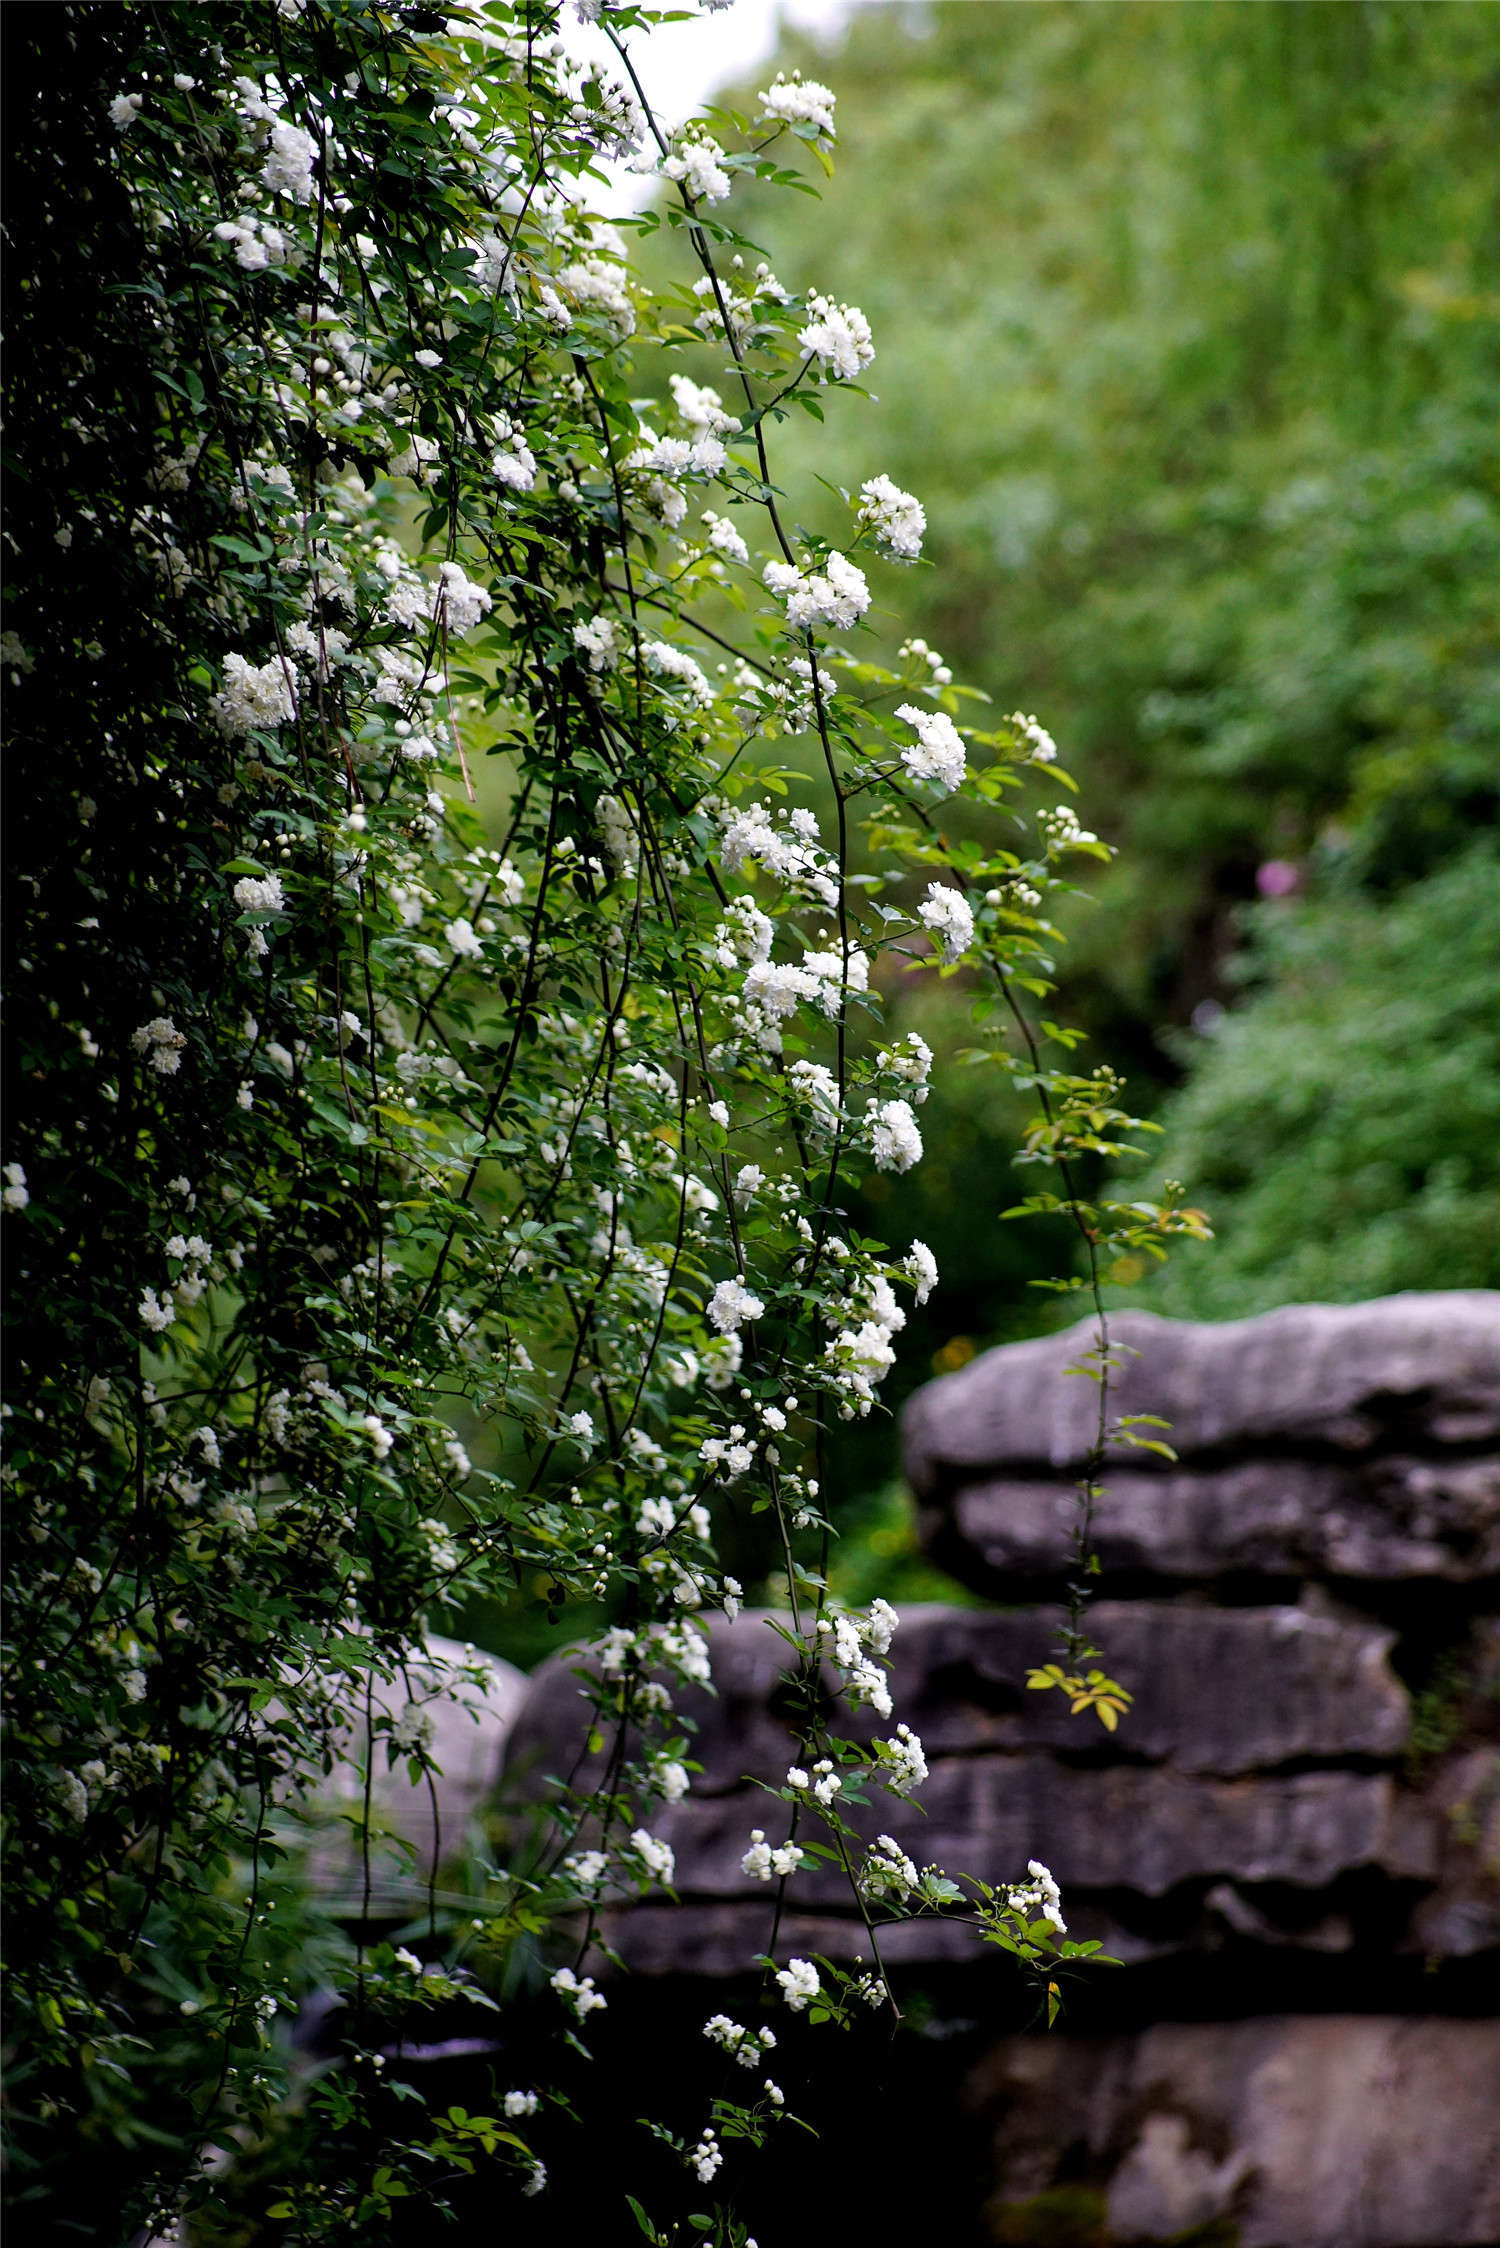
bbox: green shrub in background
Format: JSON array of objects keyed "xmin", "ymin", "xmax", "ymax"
[
  {"xmin": 701, "ymin": 0, "xmax": 1498, "ymax": 1375},
  {"xmin": 1129, "ymin": 846, "xmax": 1500, "ymax": 1317}
]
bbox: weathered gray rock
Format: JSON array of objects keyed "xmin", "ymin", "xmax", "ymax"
[
  {"xmin": 904, "ymin": 1291, "xmax": 1500, "ymax": 1487},
  {"xmin": 295, "ymin": 1634, "xmax": 526, "ymax": 1913},
  {"xmin": 928, "ymin": 1453, "xmax": 1500, "ymax": 1595},
  {"xmin": 506, "ymin": 1602, "xmax": 1411, "ymax": 1795},
  {"xmin": 638, "ymin": 1756, "xmax": 1433, "ymax": 1907},
  {"xmin": 965, "ymin": 2015, "xmax": 1500, "ymax": 2246},
  {"xmin": 504, "ymin": 1604, "xmax": 1455, "ymax": 1975}
]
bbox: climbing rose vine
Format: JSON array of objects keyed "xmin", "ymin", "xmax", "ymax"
[{"xmin": 1, "ymin": 2, "xmax": 1206, "ymax": 2237}]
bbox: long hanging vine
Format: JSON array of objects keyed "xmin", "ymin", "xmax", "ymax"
[{"xmin": 0, "ymin": 2, "xmax": 1206, "ymax": 2239}]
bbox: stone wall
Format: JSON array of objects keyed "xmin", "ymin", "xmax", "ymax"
[{"xmin": 503, "ymin": 1291, "xmax": 1500, "ymax": 2245}]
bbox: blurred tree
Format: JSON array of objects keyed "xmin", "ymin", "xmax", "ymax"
[
  {"xmin": 686, "ymin": 0, "xmax": 1499, "ymax": 1388},
  {"xmin": 1126, "ymin": 846, "xmax": 1500, "ymax": 1314}
]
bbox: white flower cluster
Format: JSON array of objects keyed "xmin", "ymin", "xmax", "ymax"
[
  {"xmin": 1038, "ymin": 803, "xmax": 1100, "ymax": 851},
  {"xmin": 131, "ymin": 1018, "xmax": 187, "ymax": 1075},
  {"xmin": 688, "ymin": 2129, "xmax": 722, "ymax": 2183},
  {"xmin": 860, "ymin": 1832, "xmax": 919, "ymax": 1904},
  {"xmin": 880, "ymin": 1030, "xmax": 934, "ymax": 1101},
  {"xmin": 707, "ymin": 1277, "xmax": 764, "ymax": 1335},
  {"xmin": 868, "ymin": 1097, "xmax": 924, "ymax": 1174},
  {"xmin": 877, "ymin": 1723, "xmax": 929, "ymax": 1797},
  {"xmin": 232, "ymin": 873, "xmax": 285, "ymax": 914},
  {"xmin": 1008, "ymin": 1859, "xmax": 1067, "ymax": 1934},
  {"xmin": 572, "ymin": 614, "xmax": 621, "ymax": 673},
  {"xmin": 896, "ymin": 703, "xmax": 965, "ymax": 794},
  {"xmin": 775, "ymin": 1958, "xmax": 820, "ymax": 2012},
  {"xmin": 262, "ymin": 120, "xmax": 316, "ymax": 202},
  {"xmin": 904, "ymin": 1240, "xmax": 939, "ymax": 1305},
  {"xmin": 798, "ymin": 294, "xmax": 875, "ymax": 383},
  {"xmin": 628, "ymin": 1828, "xmax": 676, "ymax": 1886},
  {"xmin": 816, "ymin": 1598, "xmax": 899, "ymax": 1714},
  {"xmin": 660, "ymin": 132, "xmax": 732, "ymax": 204},
  {"xmin": 763, "ymin": 552, "xmax": 869, "ymax": 634},
  {"xmin": 703, "ymin": 2013, "xmax": 779, "ymax": 2068},
  {"xmin": 719, "ymin": 801, "xmax": 837, "ymax": 906},
  {"xmin": 759, "ymin": 71, "xmax": 837, "ymax": 138},
  {"xmin": 918, "ymin": 882, "xmax": 975, "ymax": 962},
  {"xmin": 1009, "ymin": 710, "xmax": 1058, "ymax": 762},
  {"xmin": 859, "ymin": 474, "xmax": 925, "ymax": 561},
  {"xmin": 741, "ymin": 1828, "xmax": 805, "ymax": 1881},
  {"xmin": 550, "ymin": 1965, "xmax": 607, "ymax": 2019},
  {"xmin": 212, "ymin": 652, "xmax": 296, "ymax": 736}
]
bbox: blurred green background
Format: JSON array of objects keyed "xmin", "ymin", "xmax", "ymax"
[{"xmin": 474, "ymin": 0, "xmax": 1500, "ymax": 1656}]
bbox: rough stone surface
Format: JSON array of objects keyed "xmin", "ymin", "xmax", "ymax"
[
  {"xmin": 965, "ymin": 2015, "xmax": 1500, "ymax": 2246},
  {"xmin": 506, "ymin": 1601, "xmax": 1411, "ymax": 1788},
  {"xmin": 928, "ymin": 1453, "xmax": 1500, "ymax": 1596},
  {"xmin": 903, "ymin": 1288, "xmax": 1500, "ymax": 1485},
  {"xmin": 497, "ymin": 1295, "xmax": 1500, "ymax": 2242},
  {"xmin": 298, "ymin": 1634, "xmax": 526, "ymax": 1913}
]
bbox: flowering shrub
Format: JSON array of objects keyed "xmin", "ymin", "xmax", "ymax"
[{"xmin": 0, "ymin": 2, "xmax": 1206, "ymax": 2238}]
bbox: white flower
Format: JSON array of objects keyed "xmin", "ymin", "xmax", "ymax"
[
  {"xmin": 572, "ymin": 615, "xmax": 621, "ymax": 673},
  {"xmin": 262, "ymin": 120, "xmax": 316, "ymax": 203},
  {"xmin": 3, "ymin": 1163, "xmax": 29, "ymax": 1211},
  {"xmin": 630, "ymin": 1828, "xmax": 676, "ymax": 1885},
  {"xmin": 661, "ymin": 133, "xmax": 732, "ymax": 204},
  {"xmin": 707, "ymin": 1099, "xmax": 730, "ymax": 1128},
  {"xmin": 904, "ymin": 1241, "xmax": 939, "ymax": 1305},
  {"xmin": 798, "ymin": 294, "xmax": 874, "ymax": 382},
  {"xmin": 702, "ymin": 511, "xmax": 750, "ymax": 566},
  {"xmin": 759, "ymin": 71, "xmax": 836, "ymax": 138},
  {"xmin": 361, "ymin": 1413, "xmax": 394, "ymax": 1460},
  {"xmin": 212, "ymin": 652, "xmax": 296, "ymax": 736},
  {"xmin": 869, "ymin": 1098, "xmax": 924, "ymax": 1175},
  {"xmin": 139, "ymin": 1290, "xmax": 174, "ymax": 1334},
  {"xmin": 775, "ymin": 1958, "xmax": 820, "ymax": 2012},
  {"xmin": 860, "ymin": 1833, "xmax": 918, "ymax": 1904},
  {"xmin": 393, "ymin": 1700, "xmax": 434, "ymax": 1752},
  {"xmin": 434, "ymin": 559, "xmax": 492, "ymax": 637},
  {"xmin": 858, "ymin": 475, "xmax": 925, "ymax": 561},
  {"xmin": 734, "ymin": 1163, "xmax": 763, "ymax": 1203},
  {"xmin": 393, "ymin": 1946, "xmax": 424, "ymax": 1975},
  {"xmin": 656, "ymin": 1759, "xmax": 691, "ymax": 1804},
  {"xmin": 55, "ymin": 1771, "xmax": 90, "ymax": 1822},
  {"xmin": 131, "ymin": 1016, "xmax": 189, "ymax": 1075},
  {"xmin": 689, "ymin": 2130, "xmax": 722, "ymax": 2184},
  {"xmin": 644, "ymin": 639, "xmax": 713, "ymax": 706},
  {"xmin": 896, "ymin": 704, "xmax": 965, "ymax": 794},
  {"xmin": 550, "ymin": 1966, "xmax": 607, "ymax": 2019},
  {"xmin": 741, "ymin": 1828, "xmax": 806, "ymax": 1881},
  {"xmin": 763, "ymin": 552, "xmax": 869, "ymax": 634},
  {"xmin": 1009, "ymin": 710, "xmax": 1058, "ymax": 762},
  {"xmin": 1009, "ymin": 1858, "xmax": 1067, "ymax": 1934},
  {"xmin": 703, "ymin": 2014, "xmax": 778, "ymax": 2068},
  {"xmin": 443, "ymin": 917, "xmax": 483, "ymax": 958},
  {"xmin": 524, "ymin": 2161, "xmax": 547, "ymax": 2198},
  {"xmin": 566, "ymin": 1409, "xmax": 597, "ymax": 1449},
  {"xmin": 918, "ymin": 883, "xmax": 975, "ymax": 963},
  {"xmin": 1038, "ymin": 802, "xmax": 1099, "ymax": 851},
  {"xmin": 233, "ymin": 872, "xmax": 285, "ymax": 913},
  {"xmin": 878, "ymin": 1723, "xmax": 929, "ymax": 1798},
  {"xmin": 707, "ymin": 1278, "xmax": 763, "ymax": 1334},
  {"xmin": 562, "ymin": 1849, "xmax": 609, "ymax": 1895},
  {"xmin": 504, "ymin": 2090, "xmax": 539, "ymax": 2119},
  {"xmin": 108, "ymin": 92, "xmax": 143, "ymax": 129}
]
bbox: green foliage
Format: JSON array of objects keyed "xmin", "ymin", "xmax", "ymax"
[
  {"xmin": 2, "ymin": 5, "xmax": 1178, "ymax": 2239},
  {"xmin": 1127, "ymin": 847, "xmax": 1500, "ymax": 1316},
  {"xmin": 699, "ymin": 0, "xmax": 1498, "ymax": 1358}
]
